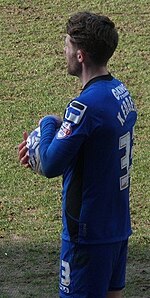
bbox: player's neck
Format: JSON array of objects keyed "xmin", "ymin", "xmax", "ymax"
[{"xmin": 79, "ymin": 65, "xmax": 109, "ymax": 88}]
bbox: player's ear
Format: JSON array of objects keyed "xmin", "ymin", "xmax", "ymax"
[{"xmin": 77, "ymin": 49, "xmax": 85, "ymax": 63}]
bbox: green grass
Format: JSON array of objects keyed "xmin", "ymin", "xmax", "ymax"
[{"xmin": 0, "ymin": 0, "xmax": 150, "ymax": 297}]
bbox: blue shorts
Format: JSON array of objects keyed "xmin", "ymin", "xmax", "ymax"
[{"xmin": 59, "ymin": 239, "xmax": 128, "ymax": 298}]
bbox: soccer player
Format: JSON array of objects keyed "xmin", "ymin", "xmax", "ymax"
[{"xmin": 18, "ymin": 12, "xmax": 137, "ymax": 298}]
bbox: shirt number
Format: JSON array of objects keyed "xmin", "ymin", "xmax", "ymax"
[{"xmin": 119, "ymin": 131, "xmax": 133, "ymax": 190}]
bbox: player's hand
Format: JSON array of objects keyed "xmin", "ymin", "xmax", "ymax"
[{"xmin": 18, "ymin": 131, "xmax": 30, "ymax": 168}]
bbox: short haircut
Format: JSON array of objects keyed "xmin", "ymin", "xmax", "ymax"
[{"xmin": 66, "ymin": 12, "xmax": 119, "ymax": 65}]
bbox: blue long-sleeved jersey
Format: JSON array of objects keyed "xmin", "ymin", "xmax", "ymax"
[{"xmin": 39, "ymin": 74, "xmax": 137, "ymax": 244}]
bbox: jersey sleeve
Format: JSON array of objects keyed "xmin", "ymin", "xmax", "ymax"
[{"xmin": 39, "ymin": 100, "xmax": 95, "ymax": 178}]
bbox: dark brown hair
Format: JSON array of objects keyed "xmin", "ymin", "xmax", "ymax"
[{"xmin": 66, "ymin": 12, "xmax": 118, "ymax": 65}]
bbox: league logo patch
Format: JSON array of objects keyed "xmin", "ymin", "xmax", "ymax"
[
  {"xmin": 65, "ymin": 101, "xmax": 87, "ymax": 124},
  {"xmin": 56, "ymin": 121, "xmax": 72, "ymax": 139}
]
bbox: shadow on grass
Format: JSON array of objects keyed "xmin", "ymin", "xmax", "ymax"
[
  {"xmin": 0, "ymin": 238, "xmax": 60, "ymax": 298},
  {"xmin": 125, "ymin": 240, "xmax": 150, "ymax": 298},
  {"xmin": 0, "ymin": 238, "xmax": 149, "ymax": 298}
]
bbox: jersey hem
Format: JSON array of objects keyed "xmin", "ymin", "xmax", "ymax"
[{"xmin": 61, "ymin": 230, "xmax": 132, "ymax": 244}]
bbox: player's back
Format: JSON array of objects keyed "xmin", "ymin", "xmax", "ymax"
[{"xmin": 62, "ymin": 75, "xmax": 137, "ymax": 244}]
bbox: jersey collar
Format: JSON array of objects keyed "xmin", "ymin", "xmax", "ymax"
[{"xmin": 81, "ymin": 73, "xmax": 113, "ymax": 93}]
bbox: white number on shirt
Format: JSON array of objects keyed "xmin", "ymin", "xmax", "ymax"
[{"xmin": 119, "ymin": 131, "xmax": 132, "ymax": 190}]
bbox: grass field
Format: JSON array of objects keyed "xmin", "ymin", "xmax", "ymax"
[{"xmin": 0, "ymin": 0, "xmax": 150, "ymax": 297}]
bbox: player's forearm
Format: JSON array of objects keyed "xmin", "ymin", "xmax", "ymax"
[{"xmin": 39, "ymin": 116, "xmax": 67, "ymax": 178}]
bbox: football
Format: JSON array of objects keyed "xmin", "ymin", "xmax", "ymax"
[{"xmin": 26, "ymin": 126, "xmax": 43, "ymax": 175}]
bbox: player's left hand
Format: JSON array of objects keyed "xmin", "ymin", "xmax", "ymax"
[{"xmin": 18, "ymin": 131, "xmax": 30, "ymax": 168}]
